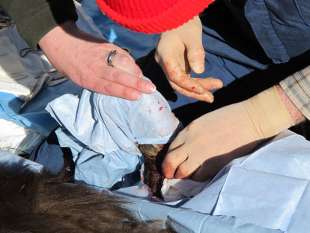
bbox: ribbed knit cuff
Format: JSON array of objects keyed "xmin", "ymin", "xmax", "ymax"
[{"xmin": 5, "ymin": 0, "xmax": 78, "ymax": 49}]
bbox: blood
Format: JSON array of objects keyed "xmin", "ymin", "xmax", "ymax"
[{"xmin": 159, "ymin": 106, "xmax": 164, "ymax": 111}]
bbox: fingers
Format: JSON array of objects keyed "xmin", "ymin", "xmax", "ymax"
[
  {"xmin": 162, "ymin": 146, "xmax": 189, "ymax": 179},
  {"xmin": 159, "ymin": 57, "xmax": 206, "ymax": 94},
  {"xmin": 113, "ymin": 53, "xmax": 156, "ymax": 93},
  {"xmin": 183, "ymin": 16, "xmax": 205, "ymax": 74},
  {"xmin": 162, "ymin": 129, "xmax": 188, "ymax": 178},
  {"xmin": 157, "ymin": 53, "xmax": 222, "ymax": 102},
  {"xmin": 171, "ymin": 77, "xmax": 223, "ymax": 102},
  {"xmin": 90, "ymin": 49, "xmax": 156, "ymax": 95},
  {"xmin": 85, "ymin": 76, "xmax": 143, "ymax": 100},
  {"xmin": 174, "ymin": 158, "xmax": 200, "ymax": 179},
  {"xmin": 169, "ymin": 81, "xmax": 214, "ymax": 102},
  {"xmin": 86, "ymin": 46, "xmax": 155, "ymax": 98},
  {"xmin": 196, "ymin": 78, "xmax": 223, "ymax": 90},
  {"xmin": 40, "ymin": 26, "xmax": 155, "ymax": 100},
  {"xmin": 104, "ymin": 67, "xmax": 156, "ymax": 94},
  {"xmin": 111, "ymin": 49, "xmax": 142, "ymax": 78},
  {"xmin": 163, "ymin": 145, "xmax": 203, "ymax": 179}
]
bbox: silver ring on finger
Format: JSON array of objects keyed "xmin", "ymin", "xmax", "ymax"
[{"xmin": 107, "ymin": 50, "xmax": 117, "ymax": 67}]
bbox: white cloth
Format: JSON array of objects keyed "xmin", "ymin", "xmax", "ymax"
[
  {"xmin": 47, "ymin": 88, "xmax": 181, "ymax": 188},
  {"xmin": 161, "ymin": 179, "xmax": 208, "ymax": 202},
  {"xmin": 0, "ymin": 119, "xmax": 43, "ymax": 154},
  {"xmin": 0, "ymin": 3, "xmax": 101, "ymax": 153},
  {"xmin": 0, "ymin": 27, "xmax": 51, "ymax": 101}
]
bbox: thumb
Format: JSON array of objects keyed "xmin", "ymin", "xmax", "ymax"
[{"xmin": 186, "ymin": 37, "xmax": 205, "ymax": 74}]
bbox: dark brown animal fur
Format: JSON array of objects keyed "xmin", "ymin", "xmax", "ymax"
[
  {"xmin": 0, "ymin": 162, "xmax": 172, "ymax": 233},
  {"xmin": 139, "ymin": 144, "xmax": 165, "ymax": 198}
]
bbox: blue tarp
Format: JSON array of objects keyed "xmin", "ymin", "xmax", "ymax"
[
  {"xmin": 45, "ymin": 84, "xmax": 310, "ymax": 232},
  {"xmin": 2, "ymin": 132, "xmax": 310, "ymax": 233},
  {"xmin": 1, "ymin": 1, "xmax": 310, "ymax": 232}
]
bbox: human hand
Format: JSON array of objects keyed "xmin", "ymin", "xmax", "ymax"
[
  {"xmin": 155, "ymin": 16, "xmax": 223, "ymax": 102},
  {"xmin": 162, "ymin": 86, "xmax": 299, "ymax": 181},
  {"xmin": 39, "ymin": 21, "xmax": 156, "ymax": 100}
]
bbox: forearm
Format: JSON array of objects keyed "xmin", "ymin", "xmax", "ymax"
[{"xmin": 0, "ymin": 0, "xmax": 78, "ymax": 48}]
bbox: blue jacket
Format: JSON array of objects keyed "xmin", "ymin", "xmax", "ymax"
[{"xmin": 243, "ymin": 0, "xmax": 310, "ymax": 63}]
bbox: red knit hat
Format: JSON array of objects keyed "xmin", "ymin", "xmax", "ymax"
[{"xmin": 96, "ymin": 0, "xmax": 214, "ymax": 33}]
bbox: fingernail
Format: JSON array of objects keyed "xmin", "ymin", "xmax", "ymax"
[
  {"xmin": 204, "ymin": 93, "xmax": 214, "ymax": 103},
  {"xmin": 145, "ymin": 82, "xmax": 156, "ymax": 92},
  {"xmin": 215, "ymin": 80, "xmax": 223, "ymax": 89},
  {"xmin": 192, "ymin": 63, "xmax": 204, "ymax": 74},
  {"xmin": 166, "ymin": 173, "xmax": 174, "ymax": 179}
]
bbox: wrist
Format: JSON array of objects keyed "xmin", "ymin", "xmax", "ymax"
[
  {"xmin": 160, "ymin": 16, "xmax": 201, "ymax": 37},
  {"xmin": 38, "ymin": 21, "xmax": 106, "ymax": 75},
  {"xmin": 243, "ymin": 86, "xmax": 296, "ymax": 139},
  {"xmin": 38, "ymin": 21, "xmax": 79, "ymax": 49},
  {"xmin": 275, "ymin": 85, "xmax": 305, "ymax": 125}
]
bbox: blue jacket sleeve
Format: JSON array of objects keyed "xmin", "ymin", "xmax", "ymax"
[{"xmin": 245, "ymin": 0, "xmax": 310, "ymax": 63}]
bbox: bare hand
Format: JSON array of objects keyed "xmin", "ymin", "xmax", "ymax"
[{"xmin": 39, "ymin": 22, "xmax": 156, "ymax": 100}]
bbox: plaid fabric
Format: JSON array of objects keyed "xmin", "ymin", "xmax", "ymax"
[{"xmin": 280, "ymin": 66, "xmax": 310, "ymax": 120}]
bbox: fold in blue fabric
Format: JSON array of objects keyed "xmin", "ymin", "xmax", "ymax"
[
  {"xmin": 46, "ymin": 89, "xmax": 179, "ymax": 188},
  {"xmin": 245, "ymin": 0, "xmax": 310, "ymax": 63},
  {"xmin": 47, "ymin": 81, "xmax": 310, "ymax": 232},
  {"xmin": 2, "ymin": 132, "xmax": 310, "ymax": 233}
]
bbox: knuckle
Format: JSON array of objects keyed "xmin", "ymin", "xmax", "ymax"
[
  {"xmin": 168, "ymin": 71, "xmax": 183, "ymax": 82},
  {"xmin": 164, "ymin": 157, "xmax": 176, "ymax": 171},
  {"xmin": 175, "ymin": 75, "xmax": 189, "ymax": 83},
  {"xmin": 91, "ymin": 82, "xmax": 106, "ymax": 94},
  {"xmin": 154, "ymin": 52, "xmax": 161, "ymax": 63},
  {"xmin": 110, "ymin": 69, "xmax": 121, "ymax": 81},
  {"xmin": 184, "ymin": 123, "xmax": 196, "ymax": 135},
  {"xmin": 122, "ymin": 88, "xmax": 138, "ymax": 100},
  {"xmin": 195, "ymin": 48, "xmax": 205, "ymax": 54},
  {"xmin": 156, "ymin": 40, "xmax": 165, "ymax": 53},
  {"xmin": 188, "ymin": 49, "xmax": 205, "ymax": 59},
  {"xmin": 178, "ymin": 166, "xmax": 190, "ymax": 177},
  {"xmin": 135, "ymin": 79, "xmax": 144, "ymax": 90},
  {"xmin": 118, "ymin": 54, "xmax": 132, "ymax": 64},
  {"xmin": 119, "ymin": 53, "xmax": 132, "ymax": 62},
  {"xmin": 96, "ymin": 87, "xmax": 109, "ymax": 95},
  {"xmin": 100, "ymin": 82, "xmax": 113, "ymax": 94}
]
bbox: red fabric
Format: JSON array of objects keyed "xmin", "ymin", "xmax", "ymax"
[{"xmin": 96, "ymin": 0, "xmax": 214, "ymax": 33}]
